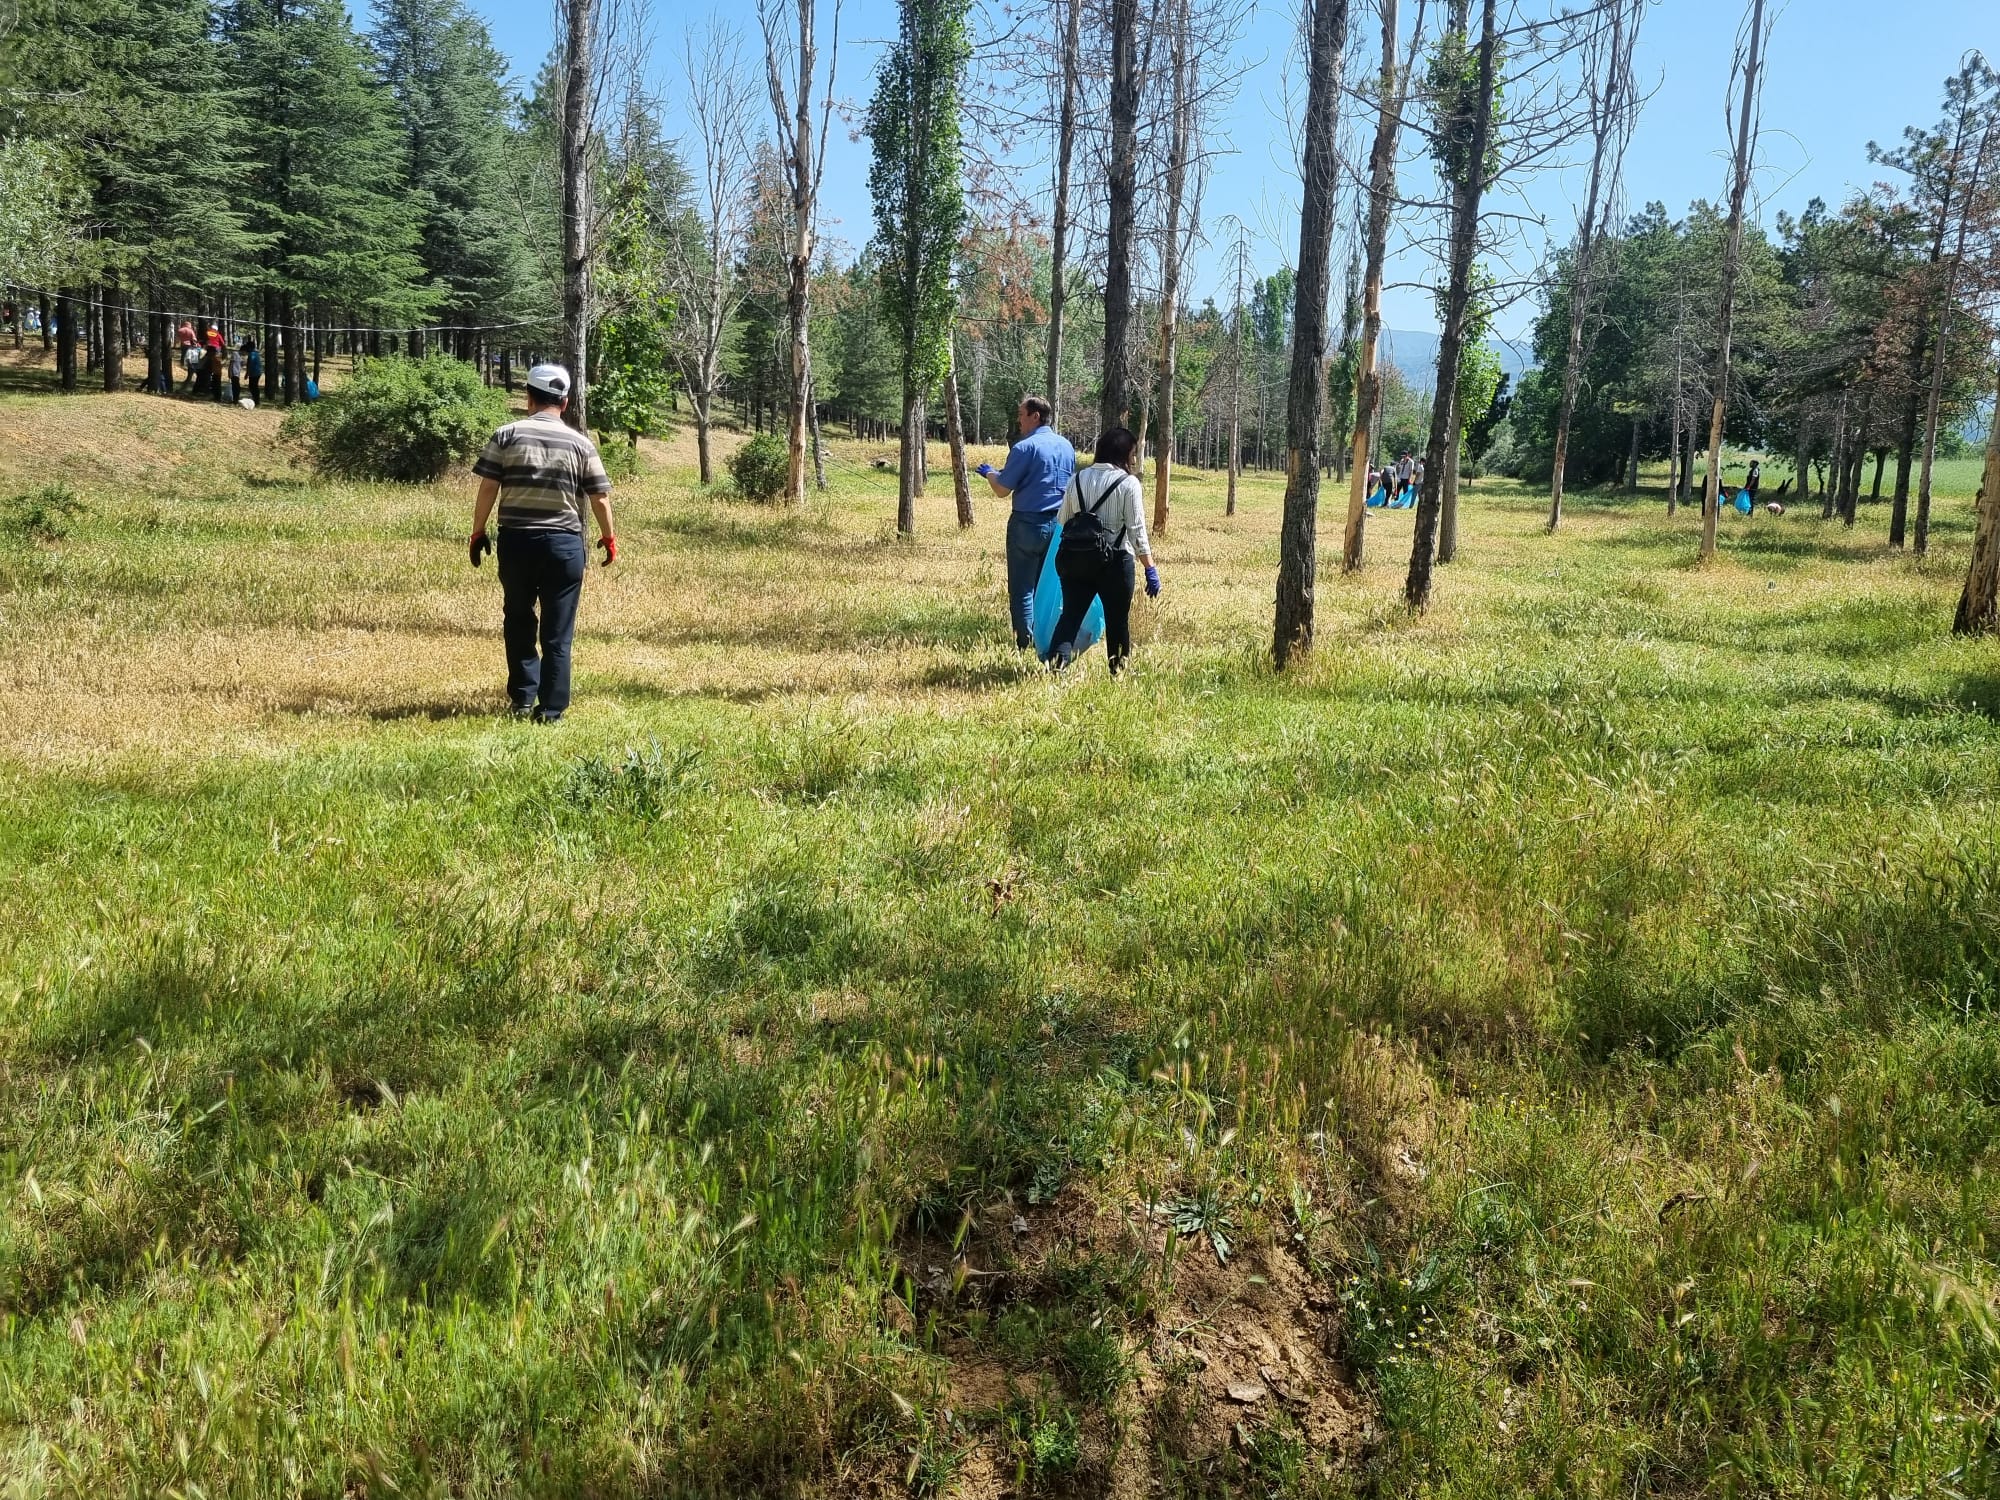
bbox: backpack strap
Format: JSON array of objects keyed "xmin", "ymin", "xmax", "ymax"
[{"xmin": 1082, "ymin": 466, "xmax": 1130, "ymax": 549}]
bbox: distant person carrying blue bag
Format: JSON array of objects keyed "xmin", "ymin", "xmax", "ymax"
[
  {"xmin": 1046, "ymin": 426, "xmax": 1160, "ymax": 677},
  {"xmin": 976, "ymin": 393, "xmax": 1075, "ymax": 650}
]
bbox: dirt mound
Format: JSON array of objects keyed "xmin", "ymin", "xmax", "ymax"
[
  {"xmin": 0, "ymin": 369, "xmax": 289, "ymax": 492},
  {"xmin": 894, "ymin": 1188, "xmax": 1366, "ymax": 1497}
]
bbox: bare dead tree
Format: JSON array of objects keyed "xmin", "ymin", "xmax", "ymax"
[
  {"xmin": 945, "ymin": 333, "xmax": 974, "ymax": 526},
  {"xmin": 1546, "ymin": 0, "xmax": 1640, "ymax": 531},
  {"xmin": 1403, "ymin": 0, "xmax": 1497, "ymax": 610},
  {"xmin": 557, "ymin": 0, "xmax": 598, "ymax": 430},
  {"xmin": 1099, "ymin": 0, "xmax": 1142, "ymax": 439},
  {"xmin": 1916, "ymin": 109, "xmax": 1996, "ymax": 554},
  {"xmin": 1046, "ymin": 0, "xmax": 1085, "ymax": 428},
  {"xmin": 1227, "ymin": 224, "xmax": 1248, "ymax": 516},
  {"xmin": 1342, "ymin": 0, "xmax": 1426, "ymax": 571},
  {"xmin": 672, "ymin": 22, "xmax": 757, "ymax": 485},
  {"xmin": 1151, "ymin": 0, "xmax": 1194, "ymax": 532},
  {"xmin": 1271, "ymin": 0, "xmax": 1352, "ymax": 666},
  {"xmin": 1698, "ymin": 0, "xmax": 1768, "ymax": 564},
  {"xmin": 758, "ymin": 0, "xmax": 842, "ymax": 505}
]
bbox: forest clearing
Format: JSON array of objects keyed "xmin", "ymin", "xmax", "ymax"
[
  {"xmin": 4, "ymin": 372, "xmax": 1998, "ymax": 1495},
  {"xmin": 6, "ymin": 0, "xmax": 2000, "ymax": 1487}
]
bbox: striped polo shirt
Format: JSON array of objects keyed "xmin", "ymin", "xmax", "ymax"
[{"xmin": 472, "ymin": 411, "xmax": 613, "ymax": 533}]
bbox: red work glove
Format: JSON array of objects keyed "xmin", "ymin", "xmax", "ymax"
[
  {"xmin": 469, "ymin": 531, "xmax": 491, "ymax": 567},
  {"xmin": 598, "ymin": 534, "xmax": 616, "ymax": 567}
]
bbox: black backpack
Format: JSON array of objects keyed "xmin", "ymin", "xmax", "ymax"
[{"xmin": 1058, "ymin": 466, "xmax": 1130, "ymax": 564}]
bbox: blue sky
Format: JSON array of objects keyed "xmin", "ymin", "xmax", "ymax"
[{"xmin": 439, "ymin": 0, "xmax": 1994, "ymax": 339}]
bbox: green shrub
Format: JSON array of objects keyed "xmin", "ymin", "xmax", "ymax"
[
  {"xmin": 728, "ymin": 433, "xmax": 790, "ymax": 502},
  {"xmin": 281, "ymin": 355, "xmax": 509, "ymax": 483},
  {"xmin": 2, "ymin": 482, "xmax": 89, "ymax": 540}
]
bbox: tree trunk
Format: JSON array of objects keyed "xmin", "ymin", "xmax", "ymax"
[
  {"xmin": 1406, "ymin": 0, "xmax": 1497, "ymax": 610},
  {"xmin": 1915, "ymin": 119, "xmax": 1992, "ymax": 556},
  {"xmin": 1099, "ymin": 0, "xmax": 1139, "ymax": 439},
  {"xmin": 1698, "ymin": 0, "xmax": 1766, "ymax": 564},
  {"xmin": 1871, "ymin": 450, "xmax": 1885, "ymax": 499},
  {"xmin": 1151, "ymin": 0, "xmax": 1191, "ymax": 534},
  {"xmin": 1045, "ymin": 0, "xmax": 1084, "ymax": 427},
  {"xmin": 1890, "ymin": 393, "xmax": 1919, "ymax": 545},
  {"xmin": 102, "ymin": 284, "xmax": 124, "ymax": 393},
  {"xmin": 55, "ymin": 289, "xmax": 76, "ymax": 390},
  {"xmin": 1625, "ymin": 415, "xmax": 1640, "ymax": 490},
  {"xmin": 1440, "ymin": 443, "xmax": 1462, "ymax": 561},
  {"xmin": 1342, "ymin": 0, "xmax": 1404, "ymax": 571},
  {"xmin": 1953, "ymin": 364, "xmax": 2000, "ymax": 634},
  {"xmin": 808, "ymin": 356, "xmax": 828, "ymax": 492},
  {"xmin": 1846, "ymin": 388, "xmax": 1873, "ymax": 525},
  {"xmin": 695, "ymin": 394, "xmax": 714, "ymax": 485},
  {"xmin": 897, "ymin": 387, "xmax": 921, "ymax": 533},
  {"xmin": 1271, "ymin": 0, "xmax": 1351, "ymax": 666},
  {"xmin": 1227, "ymin": 238, "xmax": 1246, "ymax": 517},
  {"xmin": 1823, "ymin": 404, "xmax": 1843, "ymax": 519},
  {"xmin": 1668, "ymin": 399, "xmax": 1683, "ymax": 514},
  {"xmin": 560, "ymin": 0, "xmax": 596, "ymax": 431},
  {"xmin": 1548, "ymin": 0, "xmax": 1631, "ymax": 532},
  {"xmin": 945, "ymin": 338, "xmax": 973, "ymax": 528}
]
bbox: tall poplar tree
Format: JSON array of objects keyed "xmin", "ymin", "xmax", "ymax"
[{"xmin": 866, "ymin": 0, "xmax": 970, "ymax": 536}]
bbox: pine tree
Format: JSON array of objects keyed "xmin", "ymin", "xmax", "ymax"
[
  {"xmin": 371, "ymin": 0, "xmax": 531, "ymax": 343},
  {"xmin": 226, "ymin": 0, "xmax": 432, "ymax": 397}
]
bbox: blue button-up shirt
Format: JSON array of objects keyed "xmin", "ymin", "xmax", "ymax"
[{"xmin": 996, "ymin": 424, "xmax": 1076, "ymax": 517}]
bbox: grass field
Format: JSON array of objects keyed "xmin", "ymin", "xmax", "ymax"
[{"xmin": 3, "ymin": 374, "xmax": 1998, "ymax": 1498}]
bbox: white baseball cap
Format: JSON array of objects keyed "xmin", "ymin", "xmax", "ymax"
[{"xmin": 526, "ymin": 363, "xmax": 572, "ymax": 400}]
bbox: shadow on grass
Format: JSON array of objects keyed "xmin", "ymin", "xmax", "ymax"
[
  {"xmin": 649, "ymin": 507, "xmax": 820, "ymax": 550},
  {"xmin": 365, "ymin": 696, "xmax": 504, "ymax": 723}
]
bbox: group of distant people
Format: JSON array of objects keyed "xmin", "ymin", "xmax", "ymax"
[
  {"xmin": 168, "ymin": 319, "xmax": 275, "ymax": 406},
  {"xmin": 1365, "ymin": 452, "xmax": 1425, "ymax": 509}
]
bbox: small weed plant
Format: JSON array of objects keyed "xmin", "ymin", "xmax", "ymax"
[{"xmin": 2, "ymin": 481, "xmax": 88, "ymax": 540}]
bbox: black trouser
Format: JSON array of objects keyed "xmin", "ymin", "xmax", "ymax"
[
  {"xmin": 497, "ymin": 528, "xmax": 587, "ymax": 718},
  {"xmin": 1052, "ymin": 547, "xmax": 1136, "ymax": 673}
]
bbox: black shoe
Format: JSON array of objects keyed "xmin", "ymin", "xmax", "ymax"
[
  {"xmin": 1051, "ymin": 647, "xmax": 1074, "ymax": 672},
  {"xmin": 532, "ymin": 708, "xmax": 563, "ymax": 724}
]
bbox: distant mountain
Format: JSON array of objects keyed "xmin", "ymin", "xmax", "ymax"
[{"xmin": 1378, "ymin": 328, "xmax": 1534, "ymax": 392}]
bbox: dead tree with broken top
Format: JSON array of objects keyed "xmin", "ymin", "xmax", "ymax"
[
  {"xmin": 1698, "ymin": 0, "xmax": 1767, "ymax": 564},
  {"xmin": 1343, "ymin": 0, "xmax": 1428, "ymax": 571},
  {"xmin": 1546, "ymin": 0, "xmax": 1640, "ymax": 532},
  {"xmin": 1403, "ymin": 0, "xmax": 1497, "ymax": 610},
  {"xmin": 758, "ymin": 0, "xmax": 841, "ymax": 506}
]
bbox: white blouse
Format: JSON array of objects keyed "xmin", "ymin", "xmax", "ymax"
[{"xmin": 1057, "ymin": 464, "xmax": 1153, "ymax": 560}]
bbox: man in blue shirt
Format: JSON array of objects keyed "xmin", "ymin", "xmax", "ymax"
[{"xmin": 977, "ymin": 394, "xmax": 1077, "ymax": 648}]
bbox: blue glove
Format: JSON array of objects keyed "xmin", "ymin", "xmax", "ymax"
[
  {"xmin": 1144, "ymin": 564, "xmax": 1161, "ymax": 598},
  {"xmin": 976, "ymin": 462, "xmax": 994, "ymax": 477}
]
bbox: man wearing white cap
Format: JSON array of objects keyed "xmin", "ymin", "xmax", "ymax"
[{"xmin": 468, "ymin": 363, "xmax": 617, "ymax": 722}]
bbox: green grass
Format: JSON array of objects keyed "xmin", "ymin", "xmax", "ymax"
[{"xmin": 3, "ymin": 390, "xmax": 1998, "ymax": 1497}]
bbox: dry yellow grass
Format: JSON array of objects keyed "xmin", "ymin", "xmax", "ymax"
[{"xmin": 0, "ymin": 383, "xmax": 1983, "ymax": 772}]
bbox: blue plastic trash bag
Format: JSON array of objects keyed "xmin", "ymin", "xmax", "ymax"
[
  {"xmin": 1030, "ymin": 537, "xmax": 1103, "ymax": 661},
  {"xmin": 1733, "ymin": 488, "xmax": 1753, "ymax": 515}
]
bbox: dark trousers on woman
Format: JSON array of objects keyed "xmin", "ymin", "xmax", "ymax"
[
  {"xmin": 497, "ymin": 528, "xmax": 586, "ymax": 720},
  {"xmin": 1051, "ymin": 548, "xmax": 1136, "ymax": 674}
]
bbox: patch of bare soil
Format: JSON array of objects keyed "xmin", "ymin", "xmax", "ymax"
[{"xmin": 895, "ymin": 1188, "xmax": 1368, "ymax": 1497}]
